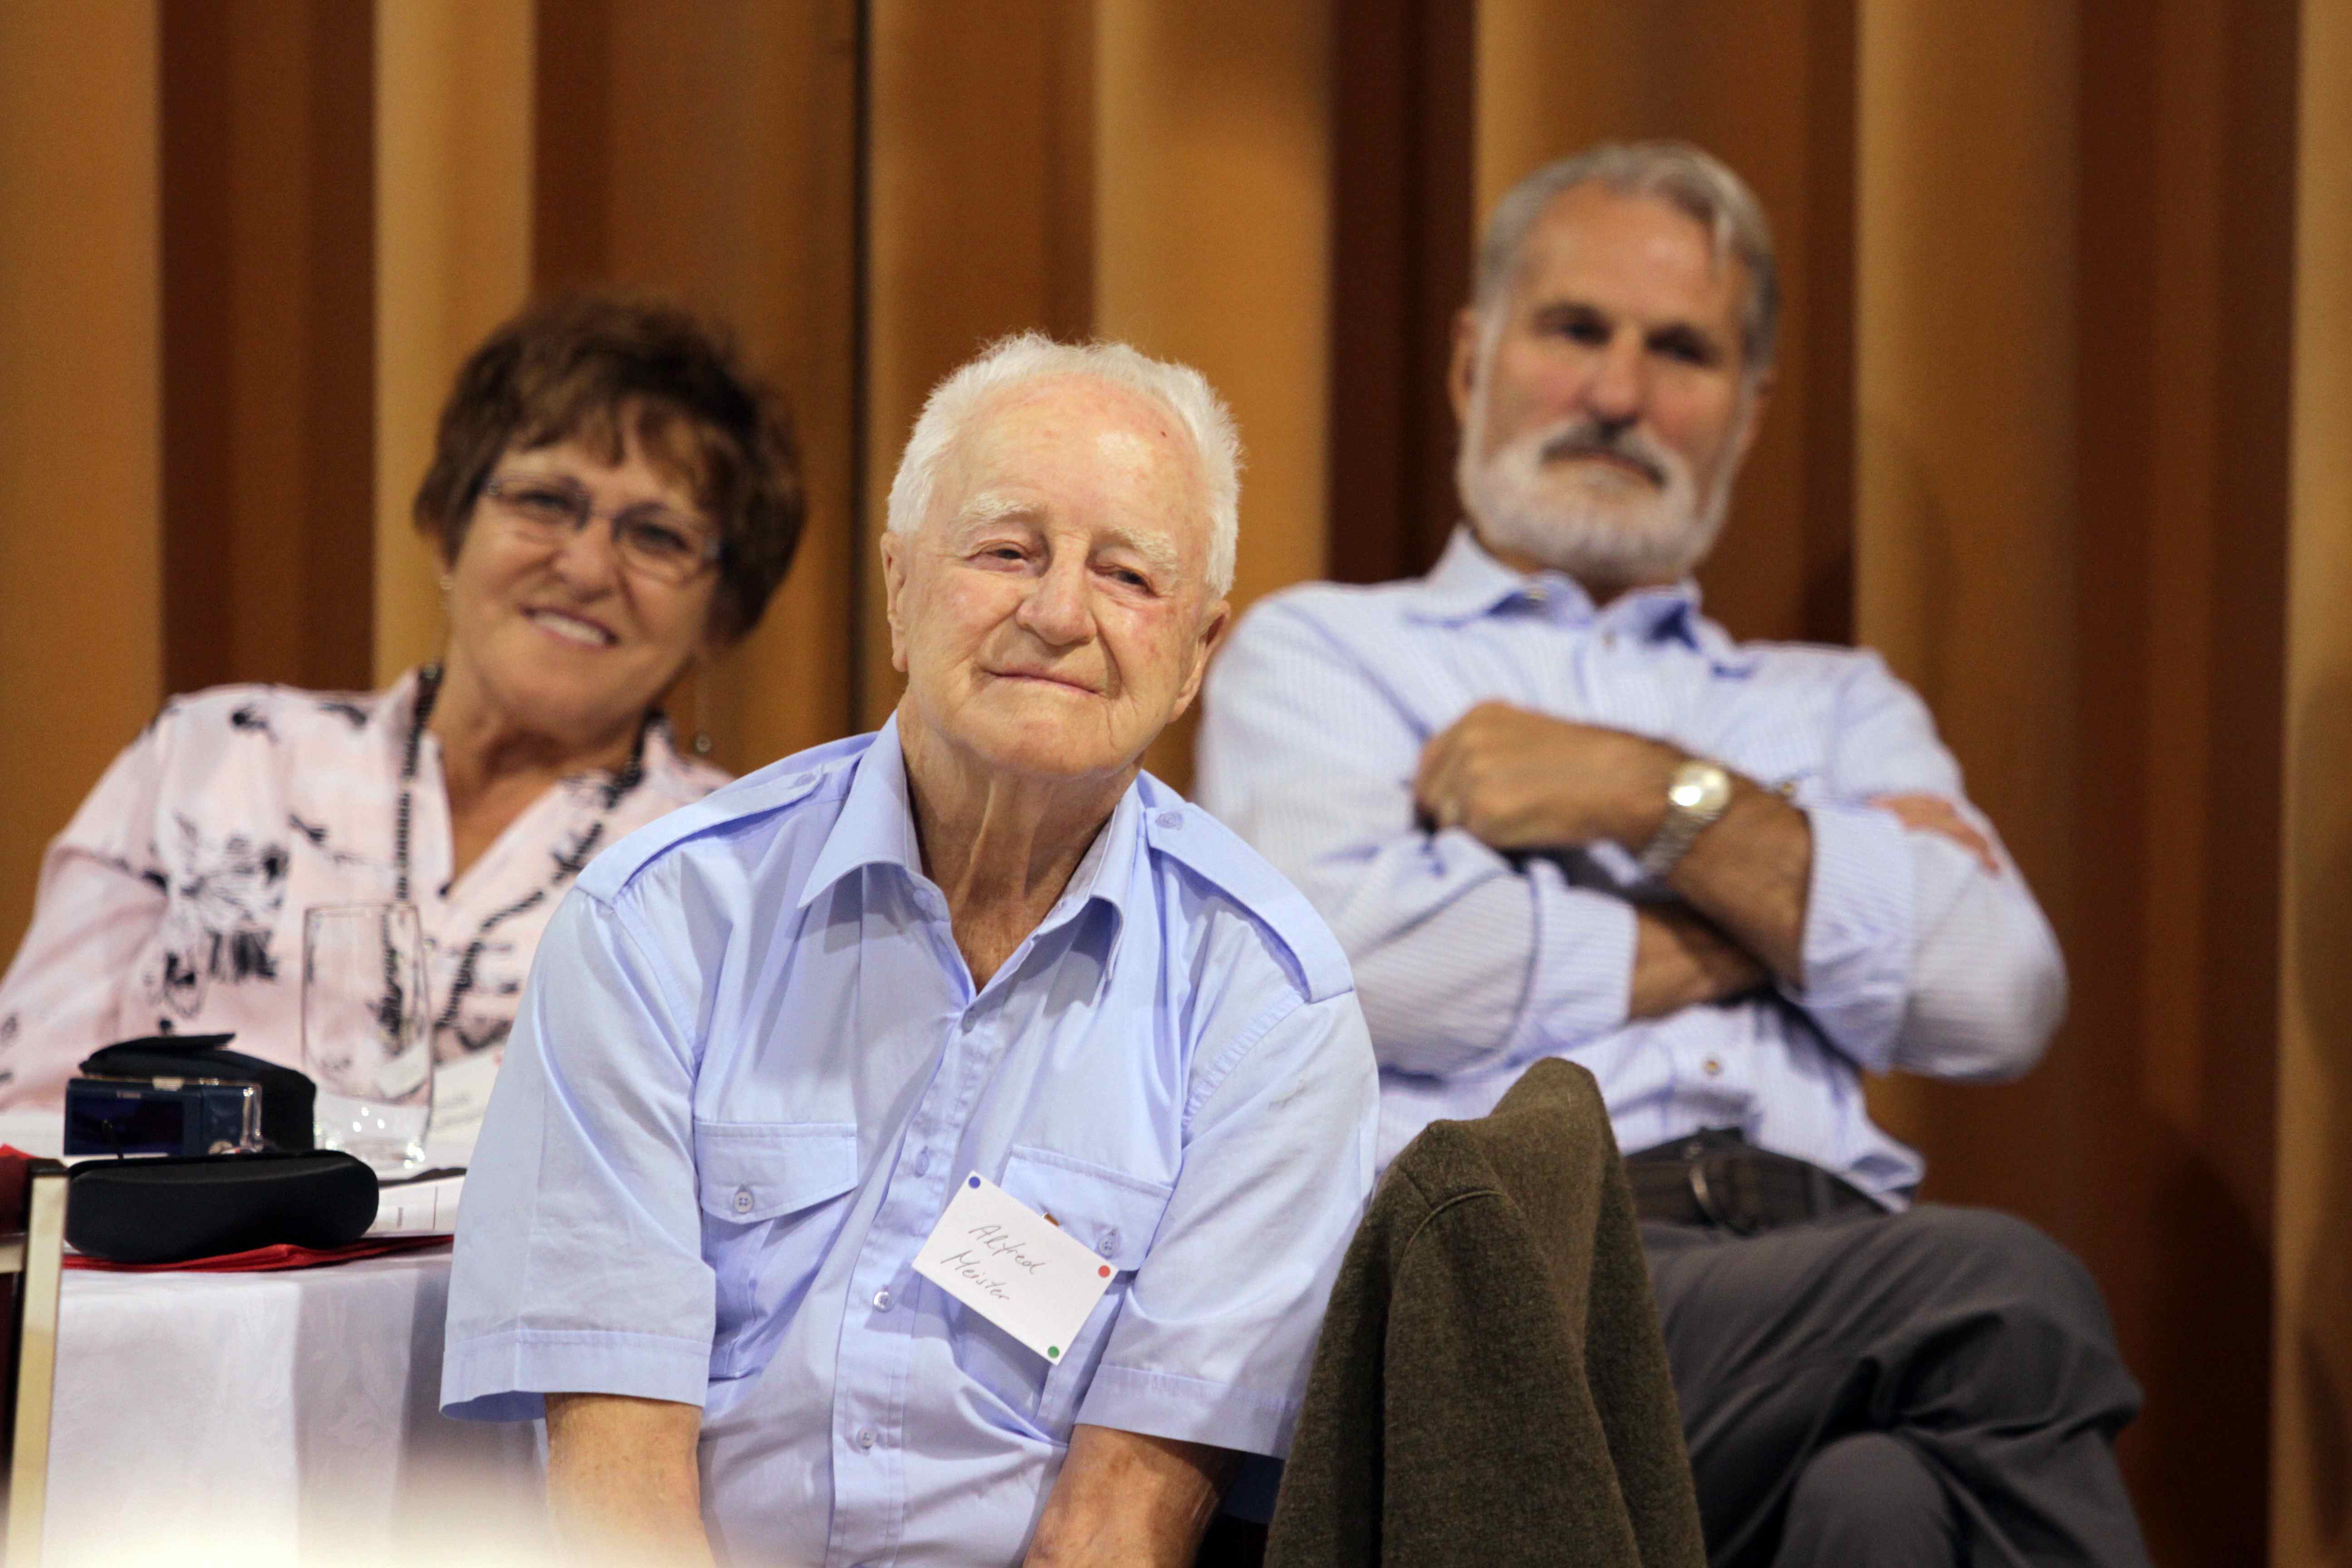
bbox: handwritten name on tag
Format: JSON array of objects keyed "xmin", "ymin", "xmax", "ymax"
[{"xmin": 913, "ymin": 1172, "xmax": 1117, "ymax": 1363}]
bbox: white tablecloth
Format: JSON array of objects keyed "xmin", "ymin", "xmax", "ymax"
[
  {"xmin": 0, "ymin": 1112, "xmax": 546, "ymax": 1566},
  {"xmin": 47, "ymin": 1252, "xmax": 544, "ymax": 1567}
]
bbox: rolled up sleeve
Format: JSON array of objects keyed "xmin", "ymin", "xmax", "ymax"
[
  {"xmin": 1080, "ymin": 987, "xmax": 1379, "ymax": 1457},
  {"xmin": 1784, "ymin": 802, "xmax": 1916, "ymax": 1074},
  {"xmin": 1793, "ymin": 653, "xmax": 2066, "ymax": 1080},
  {"xmin": 441, "ymin": 880, "xmax": 714, "ymax": 1421}
]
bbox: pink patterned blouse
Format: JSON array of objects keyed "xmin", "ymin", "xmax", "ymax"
[{"xmin": 0, "ymin": 669, "xmax": 726, "ymax": 1142}]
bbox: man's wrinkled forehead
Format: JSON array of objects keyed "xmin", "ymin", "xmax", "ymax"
[{"xmin": 933, "ymin": 375, "xmax": 1208, "ymax": 534}]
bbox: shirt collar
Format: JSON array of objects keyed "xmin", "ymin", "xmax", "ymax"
[
  {"xmin": 1406, "ymin": 524, "xmax": 1729, "ymax": 657},
  {"xmin": 798, "ymin": 715, "xmax": 1144, "ymax": 943}
]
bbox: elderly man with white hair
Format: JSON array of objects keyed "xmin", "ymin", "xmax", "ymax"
[
  {"xmin": 443, "ymin": 335, "xmax": 1377, "ymax": 1567},
  {"xmin": 1200, "ymin": 143, "xmax": 2151, "ymax": 1567}
]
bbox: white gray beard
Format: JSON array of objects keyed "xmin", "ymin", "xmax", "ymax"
[{"xmin": 1456, "ymin": 418, "xmax": 1735, "ymax": 588}]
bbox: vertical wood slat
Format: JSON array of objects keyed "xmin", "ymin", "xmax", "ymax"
[
  {"xmin": 1323, "ymin": 0, "xmax": 1475, "ymax": 588},
  {"xmin": 2276, "ymin": 0, "xmax": 2352, "ymax": 1556},
  {"xmin": 0, "ymin": 0, "xmax": 162, "ymax": 965},
  {"xmin": 372, "ymin": 0, "xmax": 535, "ymax": 687},
  {"xmin": 162, "ymin": 0, "xmax": 375, "ymax": 701},
  {"xmin": 1858, "ymin": 3, "xmax": 2297, "ymax": 1561}
]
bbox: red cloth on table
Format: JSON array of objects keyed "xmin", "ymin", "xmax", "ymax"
[{"xmin": 64, "ymin": 1234, "xmax": 451, "ymax": 1274}]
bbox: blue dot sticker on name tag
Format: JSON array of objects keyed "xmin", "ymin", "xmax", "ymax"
[{"xmin": 914, "ymin": 1171, "xmax": 1120, "ymax": 1364}]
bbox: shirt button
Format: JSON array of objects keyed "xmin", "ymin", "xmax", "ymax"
[
  {"xmin": 1702, "ymin": 1057, "xmax": 1723, "ymax": 1078},
  {"xmin": 872, "ymin": 1288, "xmax": 893, "ymax": 1312},
  {"xmin": 731, "ymin": 1186, "xmax": 754, "ymax": 1214},
  {"xmin": 1155, "ymin": 810, "xmax": 1183, "ymax": 830},
  {"xmin": 856, "ymin": 1427, "xmax": 878, "ymax": 1450},
  {"xmin": 914, "ymin": 1149, "xmax": 933, "ymax": 1177},
  {"xmin": 1099, "ymin": 1228, "xmax": 1120, "ymax": 1255}
]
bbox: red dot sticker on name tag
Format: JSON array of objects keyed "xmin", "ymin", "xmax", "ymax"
[{"xmin": 914, "ymin": 1171, "xmax": 1121, "ymax": 1365}]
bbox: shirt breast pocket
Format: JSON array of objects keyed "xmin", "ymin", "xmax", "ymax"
[
  {"xmin": 997, "ymin": 1147, "xmax": 1172, "ymax": 1439},
  {"xmin": 695, "ymin": 1122, "xmax": 860, "ymax": 1379}
]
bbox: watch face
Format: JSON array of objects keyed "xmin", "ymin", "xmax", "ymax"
[{"xmin": 1670, "ymin": 762, "xmax": 1733, "ymax": 814}]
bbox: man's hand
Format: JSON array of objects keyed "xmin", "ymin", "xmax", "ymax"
[
  {"xmin": 1024, "ymin": 1425, "xmax": 1239, "ymax": 1568},
  {"xmin": 1414, "ymin": 702, "xmax": 1676, "ymax": 850},
  {"xmin": 1632, "ymin": 903, "xmax": 1771, "ymax": 1018},
  {"xmin": 544, "ymin": 1392, "xmax": 712, "ymax": 1567},
  {"xmin": 1871, "ymin": 792, "xmax": 2000, "ymax": 873}
]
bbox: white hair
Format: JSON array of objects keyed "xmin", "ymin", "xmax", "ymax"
[
  {"xmin": 885, "ymin": 333, "xmax": 1241, "ymax": 596},
  {"xmin": 1475, "ymin": 140, "xmax": 1779, "ymax": 375}
]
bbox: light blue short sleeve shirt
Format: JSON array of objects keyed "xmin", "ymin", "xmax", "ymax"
[{"xmin": 441, "ymin": 717, "xmax": 1379, "ymax": 1568}]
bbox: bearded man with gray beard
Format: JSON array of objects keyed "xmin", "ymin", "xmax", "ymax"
[{"xmin": 1197, "ymin": 142, "xmax": 2152, "ymax": 1568}]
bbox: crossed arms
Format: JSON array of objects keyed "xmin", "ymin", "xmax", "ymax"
[{"xmin": 1198, "ymin": 603, "xmax": 2064, "ymax": 1083}]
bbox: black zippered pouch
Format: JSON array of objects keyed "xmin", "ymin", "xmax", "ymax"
[
  {"xmin": 77, "ymin": 1034, "xmax": 314, "ymax": 1153},
  {"xmin": 64, "ymin": 1150, "xmax": 377, "ymax": 1264}
]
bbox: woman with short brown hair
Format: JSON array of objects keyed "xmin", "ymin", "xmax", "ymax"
[{"xmin": 0, "ymin": 290, "xmax": 804, "ymax": 1157}]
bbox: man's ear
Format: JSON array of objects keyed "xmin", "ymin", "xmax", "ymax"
[
  {"xmin": 1730, "ymin": 368, "xmax": 1775, "ymax": 469},
  {"xmin": 1446, "ymin": 308, "xmax": 1484, "ymax": 428},
  {"xmin": 1167, "ymin": 597, "xmax": 1233, "ymax": 725},
  {"xmin": 879, "ymin": 530, "xmax": 913, "ymax": 676}
]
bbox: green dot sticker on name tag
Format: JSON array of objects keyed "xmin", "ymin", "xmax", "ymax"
[{"xmin": 1048, "ymin": 1346, "xmax": 1061, "ymax": 1359}]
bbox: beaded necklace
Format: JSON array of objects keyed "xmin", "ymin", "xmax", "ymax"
[{"xmin": 394, "ymin": 663, "xmax": 647, "ymax": 1043}]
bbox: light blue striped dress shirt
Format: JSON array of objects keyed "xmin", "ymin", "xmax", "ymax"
[
  {"xmin": 1196, "ymin": 528, "xmax": 2064, "ymax": 1200},
  {"xmin": 442, "ymin": 717, "xmax": 1378, "ymax": 1567}
]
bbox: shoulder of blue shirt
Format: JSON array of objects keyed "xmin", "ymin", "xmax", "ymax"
[
  {"xmin": 574, "ymin": 728, "xmax": 1356, "ymax": 1006},
  {"xmin": 1230, "ymin": 577, "xmax": 1908, "ymax": 691}
]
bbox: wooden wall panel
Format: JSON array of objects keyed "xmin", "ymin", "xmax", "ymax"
[
  {"xmin": 535, "ymin": 0, "xmax": 862, "ymax": 774},
  {"xmin": 0, "ymin": 1, "xmax": 163, "ymax": 965},
  {"xmin": 162, "ymin": 0, "xmax": 375, "ymax": 699},
  {"xmin": 1095, "ymin": 0, "xmax": 1332, "ymax": 791},
  {"xmin": 1473, "ymin": 0, "xmax": 1857, "ymax": 645},
  {"xmin": 1858, "ymin": 3, "xmax": 2297, "ymax": 1560},
  {"xmin": 2278, "ymin": 0, "xmax": 2352, "ymax": 1554},
  {"xmin": 861, "ymin": 0, "xmax": 1096, "ymax": 732},
  {"xmin": 372, "ymin": 0, "xmax": 535, "ymax": 686},
  {"xmin": 1323, "ymin": 0, "xmax": 1474, "ymax": 588}
]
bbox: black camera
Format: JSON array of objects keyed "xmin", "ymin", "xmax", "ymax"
[
  {"xmin": 61, "ymin": 1033, "xmax": 315, "ymax": 1157},
  {"xmin": 65, "ymin": 1075, "xmax": 265, "ymax": 1157}
]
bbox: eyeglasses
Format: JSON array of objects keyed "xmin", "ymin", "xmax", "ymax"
[{"xmin": 478, "ymin": 475, "xmax": 723, "ymax": 586}]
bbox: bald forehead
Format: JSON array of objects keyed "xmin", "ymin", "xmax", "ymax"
[
  {"xmin": 963, "ymin": 373, "xmax": 1191, "ymax": 461},
  {"xmin": 932, "ymin": 374, "xmax": 1210, "ymax": 533}
]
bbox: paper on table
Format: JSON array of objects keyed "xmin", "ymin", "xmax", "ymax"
[
  {"xmin": 913, "ymin": 1171, "xmax": 1117, "ymax": 1364},
  {"xmin": 368, "ymin": 1173, "xmax": 462, "ymax": 1237}
]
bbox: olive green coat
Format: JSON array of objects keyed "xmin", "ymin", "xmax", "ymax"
[{"xmin": 1265, "ymin": 1059, "xmax": 1706, "ymax": 1568}]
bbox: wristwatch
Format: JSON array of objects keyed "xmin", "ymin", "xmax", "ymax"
[{"xmin": 1637, "ymin": 758, "xmax": 1734, "ymax": 878}]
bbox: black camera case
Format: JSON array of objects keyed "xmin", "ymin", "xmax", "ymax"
[{"xmin": 65, "ymin": 1150, "xmax": 378, "ymax": 1264}]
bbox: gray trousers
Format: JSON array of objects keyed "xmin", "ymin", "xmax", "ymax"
[{"xmin": 1642, "ymin": 1205, "xmax": 2151, "ymax": 1568}]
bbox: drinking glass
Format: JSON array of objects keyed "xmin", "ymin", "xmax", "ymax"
[{"xmin": 303, "ymin": 902, "xmax": 433, "ymax": 1172}]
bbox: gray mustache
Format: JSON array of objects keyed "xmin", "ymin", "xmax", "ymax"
[{"xmin": 1537, "ymin": 427, "xmax": 1669, "ymax": 487}]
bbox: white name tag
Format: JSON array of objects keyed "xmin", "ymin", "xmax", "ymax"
[{"xmin": 913, "ymin": 1172, "xmax": 1117, "ymax": 1364}]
